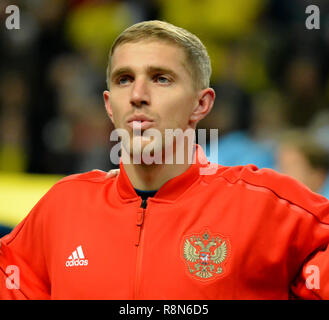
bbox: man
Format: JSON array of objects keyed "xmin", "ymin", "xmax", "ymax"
[{"xmin": 0, "ymin": 20, "xmax": 329, "ymax": 299}]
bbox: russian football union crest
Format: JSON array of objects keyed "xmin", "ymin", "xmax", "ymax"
[{"xmin": 182, "ymin": 229, "xmax": 231, "ymax": 281}]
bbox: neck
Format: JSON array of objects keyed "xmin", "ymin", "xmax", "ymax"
[{"xmin": 122, "ymin": 141, "xmax": 195, "ymax": 191}]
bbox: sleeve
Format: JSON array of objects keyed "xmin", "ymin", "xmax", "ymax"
[
  {"xmin": 0, "ymin": 197, "xmax": 51, "ymax": 300},
  {"xmin": 235, "ymin": 166, "xmax": 329, "ymax": 299},
  {"xmin": 290, "ymin": 225, "xmax": 329, "ymax": 299},
  {"xmin": 288, "ymin": 194, "xmax": 329, "ymax": 299}
]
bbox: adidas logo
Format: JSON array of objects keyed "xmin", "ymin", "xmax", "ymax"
[{"xmin": 65, "ymin": 245, "xmax": 88, "ymax": 267}]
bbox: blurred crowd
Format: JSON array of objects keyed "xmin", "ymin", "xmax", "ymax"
[{"xmin": 0, "ymin": 0, "xmax": 328, "ymax": 204}]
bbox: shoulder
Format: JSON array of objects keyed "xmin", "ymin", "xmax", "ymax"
[
  {"xmin": 56, "ymin": 170, "xmax": 112, "ymax": 185},
  {"xmin": 206, "ymin": 164, "xmax": 329, "ymax": 223},
  {"xmin": 39, "ymin": 170, "xmax": 116, "ymax": 201},
  {"xmin": 0, "ymin": 170, "xmax": 116, "ymax": 245}
]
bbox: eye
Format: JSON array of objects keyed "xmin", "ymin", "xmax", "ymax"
[
  {"xmin": 117, "ymin": 75, "xmax": 132, "ymax": 85},
  {"xmin": 154, "ymin": 74, "xmax": 171, "ymax": 84}
]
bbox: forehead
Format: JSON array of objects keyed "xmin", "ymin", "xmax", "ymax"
[{"xmin": 110, "ymin": 40, "xmax": 190, "ymax": 75}]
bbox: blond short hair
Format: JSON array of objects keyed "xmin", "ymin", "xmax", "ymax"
[{"xmin": 106, "ymin": 20, "xmax": 212, "ymax": 90}]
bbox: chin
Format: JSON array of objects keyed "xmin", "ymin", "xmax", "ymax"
[{"xmin": 122, "ymin": 135, "xmax": 163, "ymax": 164}]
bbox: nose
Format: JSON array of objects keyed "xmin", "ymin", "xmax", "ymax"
[{"xmin": 130, "ymin": 77, "xmax": 150, "ymax": 108}]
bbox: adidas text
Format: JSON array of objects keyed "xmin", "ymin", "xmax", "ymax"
[
  {"xmin": 66, "ymin": 245, "xmax": 88, "ymax": 267},
  {"xmin": 66, "ymin": 259, "xmax": 88, "ymax": 267}
]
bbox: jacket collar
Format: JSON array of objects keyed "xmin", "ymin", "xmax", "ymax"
[{"xmin": 115, "ymin": 144, "xmax": 209, "ymax": 202}]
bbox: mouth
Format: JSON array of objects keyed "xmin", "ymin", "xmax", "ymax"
[{"xmin": 127, "ymin": 115, "xmax": 154, "ymax": 131}]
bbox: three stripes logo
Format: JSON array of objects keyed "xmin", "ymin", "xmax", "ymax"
[{"xmin": 66, "ymin": 245, "xmax": 88, "ymax": 267}]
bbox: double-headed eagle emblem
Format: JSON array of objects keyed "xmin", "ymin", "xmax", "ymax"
[{"xmin": 182, "ymin": 230, "xmax": 230, "ymax": 280}]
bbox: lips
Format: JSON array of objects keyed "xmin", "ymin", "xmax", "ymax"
[{"xmin": 127, "ymin": 114, "xmax": 154, "ymax": 130}]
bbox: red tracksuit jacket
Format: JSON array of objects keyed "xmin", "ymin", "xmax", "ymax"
[{"xmin": 0, "ymin": 145, "xmax": 329, "ymax": 299}]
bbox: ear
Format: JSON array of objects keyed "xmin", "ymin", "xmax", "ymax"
[
  {"xmin": 103, "ymin": 90, "xmax": 114, "ymax": 123},
  {"xmin": 189, "ymin": 88, "xmax": 215, "ymax": 128}
]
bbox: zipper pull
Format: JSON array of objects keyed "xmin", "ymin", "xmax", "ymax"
[
  {"xmin": 135, "ymin": 199, "xmax": 147, "ymax": 246},
  {"xmin": 140, "ymin": 199, "xmax": 147, "ymax": 209}
]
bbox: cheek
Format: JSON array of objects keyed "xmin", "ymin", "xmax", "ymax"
[
  {"xmin": 162, "ymin": 94, "xmax": 194, "ymax": 123},
  {"xmin": 109, "ymin": 100, "xmax": 126, "ymax": 125}
]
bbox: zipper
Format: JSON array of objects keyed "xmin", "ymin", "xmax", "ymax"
[
  {"xmin": 135, "ymin": 199, "xmax": 147, "ymax": 246},
  {"xmin": 134, "ymin": 198, "xmax": 148, "ymax": 299}
]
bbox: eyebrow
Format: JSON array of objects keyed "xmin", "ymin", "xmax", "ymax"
[
  {"xmin": 147, "ymin": 66, "xmax": 178, "ymax": 78},
  {"xmin": 110, "ymin": 65, "xmax": 179, "ymax": 82},
  {"xmin": 110, "ymin": 67, "xmax": 131, "ymax": 82}
]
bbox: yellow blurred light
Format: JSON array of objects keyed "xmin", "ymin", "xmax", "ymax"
[{"xmin": 0, "ymin": 172, "xmax": 63, "ymax": 227}]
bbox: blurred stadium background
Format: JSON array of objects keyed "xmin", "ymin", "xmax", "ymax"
[{"xmin": 0, "ymin": 0, "xmax": 328, "ymax": 235}]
